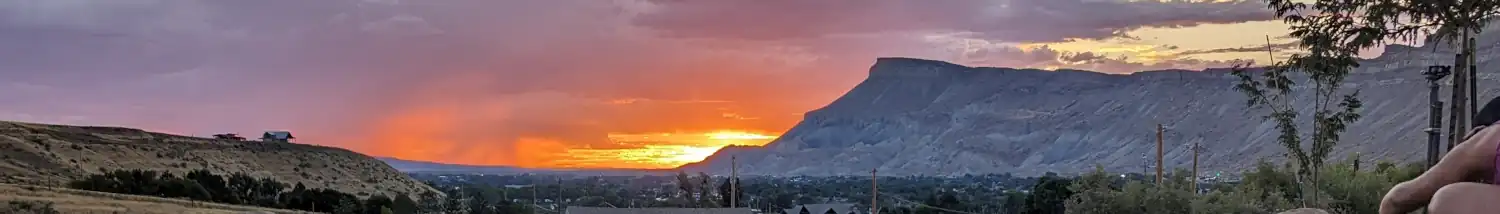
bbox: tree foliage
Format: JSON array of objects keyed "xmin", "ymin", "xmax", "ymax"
[
  {"xmin": 1234, "ymin": 0, "xmax": 1386, "ymax": 207},
  {"xmin": 68, "ymin": 169, "xmax": 412, "ymax": 214},
  {"xmin": 1023, "ymin": 174, "xmax": 1075, "ymax": 214},
  {"xmin": 717, "ymin": 177, "xmax": 744, "ymax": 208},
  {"xmin": 0, "ymin": 201, "xmax": 61, "ymax": 214},
  {"xmin": 1065, "ymin": 158, "xmax": 1426, "ymax": 214}
]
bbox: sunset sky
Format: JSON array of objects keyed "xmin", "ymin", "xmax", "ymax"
[{"xmin": 0, "ymin": 0, "xmax": 1370, "ymax": 169}]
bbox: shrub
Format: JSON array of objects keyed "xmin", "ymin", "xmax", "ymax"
[
  {"xmin": 68, "ymin": 168, "xmax": 400, "ymax": 214},
  {"xmin": 1067, "ymin": 157, "xmax": 1423, "ymax": 214},
  {"xmin": 0, "ymin": 201, "xmax": 62, "ymax": 214}
]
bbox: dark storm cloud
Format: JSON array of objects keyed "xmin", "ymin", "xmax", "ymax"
[{"xmin": 632, "ymin": 0, "xmax": 1276, "ymax": 43}]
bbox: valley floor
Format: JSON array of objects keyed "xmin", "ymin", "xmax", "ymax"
[{"xmin": 0, "ymin": 183, "xmax": 311, "ymax": 214}]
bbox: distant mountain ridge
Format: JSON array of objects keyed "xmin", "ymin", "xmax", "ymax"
[
  {"xmin": 679, "ymin": 33, "xmax": 1500, "ymax": 176},
  {"xmin": 377, "ymin": 157, "xmax": 528, "ymax": 174},
  {"xmin": 378, "ymin": 157, "xmax": 675, "ymax": 176}
]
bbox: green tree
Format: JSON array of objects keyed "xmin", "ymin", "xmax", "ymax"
[
  {"xmin": 442, "ymin": 190, "xmax": 466, "ymax": 214},
  {"xmin": 717, "ymin": 177, "xmax": 744, "ymax": 207},
  {"xmin": 415, "ymin": 188, "xmax": 445, "ymax": 213},
  {"xmin": 675, "ymin": 171, "xmax": 696, "ymax": 207},
  {"xmin": 365, "ymin": 195, "xmax": 394, "ymax": 214},
  {"xmin": 1022, "ymin": 174, "xmax": 1073, "ymax": 214},
  {"xmin": 1233, "ymin": 0, "xmax": 1370, "ymax": 206},
  {"xmin": 1338, "ymin": 0, "xmax": 1500, "ymax": 144},
  {"xmin": 333, "ymin": 196, "xmax": 363, "ymax": 214},
  {"xmin": 1001, "ymin": 191, "xmax": 1026, "ymax": 214},
  {"xmin": 697, "ymin": 172, "xmax": 716, "ymax": 208},
  {"xmin": 391, "ymin": 194, "xmax": 418, "ymax": 214}
]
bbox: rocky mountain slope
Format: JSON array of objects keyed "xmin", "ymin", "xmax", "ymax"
[
  {"xmin": 0, "ymin": 121, "xmax": 440, "ymax": 200},
  {"xmin": 682, "ymin": 34, "xmax": 1500, "ymax": 177}
]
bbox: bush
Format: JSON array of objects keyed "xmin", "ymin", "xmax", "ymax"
[
  {"xmin": 1066, "ymin": 157, "xmax": 1425, "ymax": 214},
  {"xmin": 1066, "ymin": 167, "xmax": 1196, "ymax": 214},
  {"xmin": 69, "ymin": 169, "xmax": 402, "ymax": 214},
  {"xmin": 0, "ymin": 201, "xmax": 61, "ymax": 214}
]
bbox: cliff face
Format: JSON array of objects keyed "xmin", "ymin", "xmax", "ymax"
[
  {"xmin": 0, "ymin": 121, "xmax": 441, "ymax": 200},
  {"xmin": 683, "ymin": 37, "xmax": 1500, "ymax": 176}
]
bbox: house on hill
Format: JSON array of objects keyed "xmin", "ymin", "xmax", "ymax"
[
  {"xmin": 782, "ymin": 204, "xmax": 859, "ymax": 214},
  {"xmin": 261, "ymin": 131, "xmax": 295, "ymax": 143}
]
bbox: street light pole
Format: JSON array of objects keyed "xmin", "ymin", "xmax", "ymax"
[{"xmin": 1424, "ymin": 65, "xmax": 1451, "ymax": 168}]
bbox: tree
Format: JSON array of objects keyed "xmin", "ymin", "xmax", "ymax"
[
  {"xmin": 442, "ymin": 189, "xmax": 466, "ymax": 214},
  {"xmin": 697, "ymin": 172, "xmax": 716, "ymax": 208},
  {"xmin": 391, "ymin": 194, "xmax": 418, "ymax": 214},
  {"xmin": 1233, "ymin": 0, "xmax": 1377, "ymax": 206},
  {"xmin": 1001, "ymin": 191, "xmax": 1026, "ymax": 214},
  {"xmin": 1022, "ymin": 175, "xmax": 1073, "ymax": 214},
  {"xmin": 333, "ymin": 197, "xmax": 362, "ymax": 214},
  {"xmin": 185, "ymin": 170, "xmax": 232, "ymax": 204},
  {"xmin": 675, "ymin": 171, "xmax": 696, "ymax": 207},
  {"xmin": 366, "ymin": 195, "xmax": 394, "ymax": 214},
  {"xmin": 717, "ymin": 177, "xmax": 744, "ymax": 207},
  {"xmin": 1348, "ymin": 0, "xmax": 1500, "ymax": 146},
  {"xmin": 416, "ymin": 190, "xmax": 446, "ymax": 213},
  {"xmin": 212, "ymin": 133, "xmax": 246, "ymax": 140},
  {"xmin": 251, "ymin": 177, "xmax": 284, "ymax": 207}
]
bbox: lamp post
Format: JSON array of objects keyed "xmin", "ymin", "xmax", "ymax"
[{"xmin": 1424, "ymin": 65, "xmax": 1451, "ymax": 168}]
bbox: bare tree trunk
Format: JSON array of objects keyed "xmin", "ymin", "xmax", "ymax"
[
  {"xmin": 1468, "ymin": 36, "xmax": 1479, "ymax": 127},
  {"xmin": 1450, "ymin": 29, "xmax": 1471, "ymax": 151}
]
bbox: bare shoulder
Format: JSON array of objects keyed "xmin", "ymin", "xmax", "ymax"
[{"xmin": 1453, "ymin": 127, "xmax": 1500, "ymax": 174}]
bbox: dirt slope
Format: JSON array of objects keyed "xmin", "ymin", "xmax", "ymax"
[{"xmin": 0, "ymin": 121, "xmax": 439, "ymax": 200}]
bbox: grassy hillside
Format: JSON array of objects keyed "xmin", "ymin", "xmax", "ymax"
[
  {"xmin": 0, "ymin": 183, "xmax": 313, "ymax": 214},
  {"xmin": 0, "ymin": 121, "xmax": 439, "ymax": 200}
]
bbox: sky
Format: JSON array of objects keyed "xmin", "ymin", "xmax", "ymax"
[{"xmin": 0, "ymin": 0, "xmax": 1330, "ymax": 169}]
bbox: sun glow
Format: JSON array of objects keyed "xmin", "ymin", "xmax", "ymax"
[
  {"xmin": 590, "ymin": 130, "xmax": 780, "ymax": 168},
  {"xmin": 705, "ymin": 130, "xmax": 777, "ymax": 141}
]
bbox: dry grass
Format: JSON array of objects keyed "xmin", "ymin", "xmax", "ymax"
[
  {"xmin": 0, "ymin": 183, "xmax": 313, "ymax": 214},
  {"xmin": 0, "ymin": 120, "xmax": 440, "ymax": 201}
]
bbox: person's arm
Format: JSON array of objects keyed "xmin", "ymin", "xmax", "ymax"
[{"xmin": 1381, "ymin": 127, "xmax": 1500, "ymax": 214}]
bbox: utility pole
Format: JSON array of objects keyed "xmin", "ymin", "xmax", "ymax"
[
  {"xmin": 557, "ymin": 178, "xmax": 563, "ymax": 211},
  {"xmin": 871, "ymin": 168, "xmax": 879, "ymax": 214},
  {"xmin": 1142, "ymin": 153, "xmax": 1150, "ymax": 177},
  {"xmin": 537, "ymin": 184, "xmax": 543, "ymax": 214},
  {"xmin": 1192, "ymin": 140, "xmax": 1200, "ymax": 194},
  {"xmin": 1156, "ymin": 123, "xmax": 1164, "ymax": 185},
  {"xmin": 1353, "ymin": 152, "xmax": 1362, "ymax": 171},
  {"xmin": 731, "ymin": 156, "xmax": 737, "ymax": 208},
  {"xmin": 1426, "ymin": 65, "xmax": 1451, "ymax": 167}
]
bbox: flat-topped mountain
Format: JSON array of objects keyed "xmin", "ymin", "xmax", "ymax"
[
  {"xmin": 682, "ymin": 36, "xmax": 1500, "ymax": 176},
  {"xmin": 0, "ymin": 121, "xmax": 440, "ymax": 200}
]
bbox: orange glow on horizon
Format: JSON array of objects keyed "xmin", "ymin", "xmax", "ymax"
[
  {"xmin": 361, "ymin": 120, "xmax": 783, "ymax": 169},
  {"xmin": 586, "ymin": 130, "xmax": 781, "ymax": 168},
  {"xmin": 350, "ymin": 68, "xmax": 800, "ymax": 170}
]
